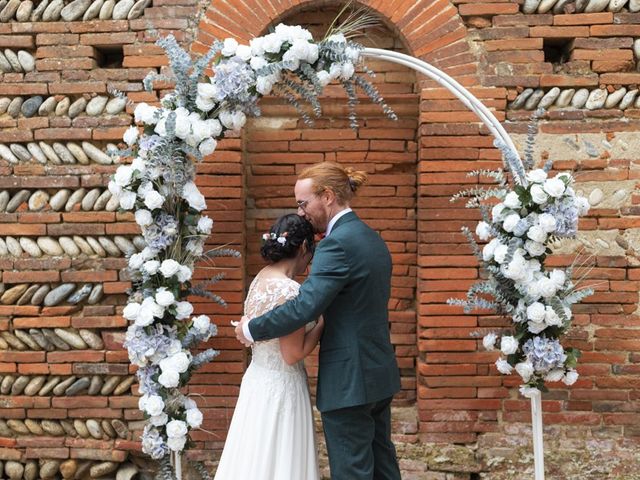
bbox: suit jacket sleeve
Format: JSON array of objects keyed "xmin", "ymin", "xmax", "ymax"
[{"xmin": 248, "ymin": 236, "xmax": 349, "ymax": 342}]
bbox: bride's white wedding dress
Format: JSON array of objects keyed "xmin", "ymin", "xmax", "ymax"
[{"xmin": 214, "ymin": 275, "xmax": 320, "ymax": 480}]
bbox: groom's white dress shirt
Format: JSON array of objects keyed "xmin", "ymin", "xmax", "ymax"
[{"xmin": 242, "ymin": 208, "xmax": 353, "ymax": 343}]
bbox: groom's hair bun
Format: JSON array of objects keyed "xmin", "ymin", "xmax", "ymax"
[
  {"xmin": 261, "ymin": 214, "xmax": 315, "ymax": 263},
  {"xmin": 299, "ymin": 161, "xmax": 368, "ymax": 205}
]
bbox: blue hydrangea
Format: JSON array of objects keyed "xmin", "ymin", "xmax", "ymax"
[
  {"xmin": 542, "ymin": 197, "xmax": 578, "ymax": 237},
  {"xmin": 523, "ymin": 336, "xmax": 567, "ymax": 373}
]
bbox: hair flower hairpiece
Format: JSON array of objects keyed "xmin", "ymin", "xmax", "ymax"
[{"xmin": 261, "ymin": 231, "xmax": 288, "ymax": 245}]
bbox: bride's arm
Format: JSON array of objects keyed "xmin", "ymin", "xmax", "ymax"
[{"xmin": 279, "ymin": 316, "xmax": 324, "ymax": 366}]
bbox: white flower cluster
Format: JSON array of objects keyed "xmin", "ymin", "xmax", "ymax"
[{"xmin": 474, "ymin": 168, "xmax": 590, "ymax": 391}]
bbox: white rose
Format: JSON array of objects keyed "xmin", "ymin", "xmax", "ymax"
[
  {"xmin": 175, "ymin": 301, "xmax": 194, "ymax": 320},
  {"xmin": 493, "ymin": 244, "xmax": 509, "ymax": 264},
  {"xmin": 500, "ymin": 336, "xmax": 519, "ymax": 355},
  {"xmin": 196, "ymin": 94, "xmax": 216, "ymax": 112},
  {"xmin": 482, "ymin": 238, "xmax": 500, "ymax": 261},
  {"xmin": 134, "ymin": 103, "xmax": 158, "ymax": 124},
  {"xmin": 543, "ymin": 177, "xmax": 566, "ymax": 198},
  {"xmin": 316, "ymin": 70, "xmax": 331, "ymax": 87},
  {"xmin": 550, "ymin": 269, "xmax": 566, "ymax": 288},
  {"xmin": 167, "ymin": 436, "xmax": 186, "ymax": 452},
  {"xmin": 525, "ymin": 240, "xmax": 546, "ymax": 257},
  {"xmin": 527, "ymin": 225, "xmax": 547, "ymax": 244},
  {"xmin": 526, "ymin": 302, "xmax": 546, "ymax": 322},
  {"xmin": 134, "ymin": 307, "xmax": 154, "ymax": 327},
  {"xmin": 235, "ymin": 44, "xmax": 251, "ymax": 61},
  {"xmin": 149, "ymin": 412, "xmax": 168, "ymax": 426},
  {"xmin": 530, "ymin": 184, "xmax": 548, "ymax": 204},
  {"xmin": 495, "ymin": 358, "xmax": 513, "ymax": 375},
  {"xmin": 128, "ymin": 252, "xmax": 144, "ymax": 270},
  {"xmin": 135, "ymin": 209, "xmax": 153, "ymax": 227},
  {"xmin": 502, "ymin": 213, "xmax": 520, "ymax": 233},
  {"xmin": 119, "ymin": 190, "xmax": 137, "ymax": 210},
  {"xmin": 575, "ymin": 196, "xmax": 590, "ymax": 216},
  {"xmin": 144, "ymin": 395, "xmax": 165, "ymax": 416},
  {"xmin": 482, "ymin": 333, "xmax": 497, "ymax": 351},
  {"xmin": 526, "ymin": 169, "xmax": 547, "ymax": 183},
  {"xmin": 545, "ymin": 369, "xmax": 565, "ymax": 382},
  {"xmin": 528, "ymin": 320, "xmax": 547, "ymax": 334},
  {"xmin": 161, "ymin": 352, "xmax": 190, "ymax": 373},
  {"xmin": 197, "ymin": 82, "xmax": 217, "ymax": 99},
  {"xmin": 515, "ymin": 361, "xmax": 534, "ymax": 382},
  {"xmin": 144, "ymin": 190, "xmax": 164, "ymax": 210},
  {"xmin": 182, "ymin": 181, "xmax": 207, "ymax": 211},
  {"xmin": 176, "ymin": 265, "xmax": 192, "ymax": 283},
  {"xmin": 205, "ymin": 119, "xmax": 222, "ymax": 138},
  {"xmin": 345, "ymin": 46, "xmax": 360, "ymax": 63},
  {"xmin": 142, "ymin": 296, "xmax": 164, "ymax": 319},
  {"xmin": 503, "ymin": 191, "xmax": 522, "ymax": 209},
  {"xmin": 256, "ymin": 75, "xmax": 275, "ymax": 95},
  {"xmin": 123, "ymin": 126, "xmax": 139, "ymax": 146},
  {"xmin": 221, "ymin": 38, "xmax": 238, "ymax": 56},
  {"xmin": 159, "ymin": 259, "xmax": 181, "ymax": 278},
  {"xmin": 193, "ymin": 315, "xmax": 210, "ymax": 333},
  {"xmin": 197, "ymin": 216, "xmax": 213, "ymax": 234},
  {"xmin": 186, "ymin": 408, "xmax": 203, "ymax": 428},
  {"xmin": 184, "ymin": 397, "xmax": 197, "ymax": 410},
  {"xmin": 114, "ymin": 165, "xmax": 133, "ymax": 187},
  {"xmin": 250, "ymin": 56, "xmax": 268, "ymax": 70},
  {"xmin": 329, "ymin": 62, "xmax": 342, "ymax": 80},
  {"xmin": 155, "ymin": 288, "xmax": 175, "ymax": 307},
  {"xmin": 544, "ymin": 306, "xmax": 563, "ymax": 326},
  {"xmin": 123, "ymin": 302, "xmax": 140, "ymax": 321},
  {"xmin": 174, "ymin": 114, "xmax": 191, "ymax": 141},
  {"xmin": 491, "ymin": 203, "xmax": 506, "ymax": 222},
  {"xmin": 519, "ymin": 386, "xmax": 539, "ymax": 398},
  {"xmin": 143, "ymin": 260, "xmax": 160, "ymax": 275},
  {"xmin": 538, "ymin": 213, "xmax": 557, "ymax": 233},
  {"xmin": 158, "ymin": 369, "xmax": 180, "ymax": 388},
  {"xmin": 198, "ymin": 138, "xmax": 217, "ymax": 157},
  {"xmin": 327, "ymin": 33, "xmax": 346, "ymax": 43},
  {"xmin": 154, "ymin": 116, "xmax": 167, "ymax": 137},
  {"xmin": 262, "ymin": 33, "xmax": 283, "ymax": 54},
  {"xmin": 341, "ymin": 62, "xmax": 355, "ymax": 80},
  {"xmin": 306, "ymin": 43, "xmax": 319, "ymax": 63},
  {"xmin": 475, "ymin": 221, "xmax": 491, "ymax": 241},
  {"xmin": 131, "ymin": 156, "xmax": 146, "ymax": 173},
  {"xmin": 166, "ymin": 419, "xmax": 188, "ymax": 438},
  {"xmin": 563, "ymin": 369, "xmax": 579, "ymax": 385},
  {"xmin": 539, "ymin": 278, "xmax": 558, "ymax": 299},
  {"xmin": 504, "ymin": 257, "xmax": 527, "ymax": 281},
  {"xmin": 141, "ymin": 247, "xmax": 156, "ymax": 260},
  {"xmin": 232, "ymin": 110, "xmax": 246, "ymax": 129}
]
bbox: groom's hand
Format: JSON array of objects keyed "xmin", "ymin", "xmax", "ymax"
[{"xmin": 234, "ymin": 316, "xmax": 252, "ymax": 346}]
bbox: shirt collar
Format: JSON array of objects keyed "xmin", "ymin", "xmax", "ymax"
[{"xmin": 325, "ymin": 208, "xmax": 352, "ymax": 237}]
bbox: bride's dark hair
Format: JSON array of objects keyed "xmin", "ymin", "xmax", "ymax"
[{"xmin": 260, "ymin": 214, "xmax": 315, "ymax": 263}]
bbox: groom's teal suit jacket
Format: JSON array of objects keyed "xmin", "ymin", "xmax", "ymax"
[{"xmin": 248, "ymin": 211, "xmax": 401, "ymax": 412}]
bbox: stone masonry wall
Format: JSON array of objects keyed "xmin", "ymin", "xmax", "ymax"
[{"xmin": 0, "ymin": 0, "xmax": 639, "ymax": 479}]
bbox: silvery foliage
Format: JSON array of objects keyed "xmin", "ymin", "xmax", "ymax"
[
  {"xmin": 449, "ymin": 110, "xmax": 593, "ymax": 394},
  {"xmin": 108, "ymin": 23, "xmax": 395, "ymax": 478}
]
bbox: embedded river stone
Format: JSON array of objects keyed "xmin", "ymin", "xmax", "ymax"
[
  {"xmin": 10, "ymin": 143, "xmax": 31, "ymax": 161},
  {"xmin": 1, "ymin": 331, "xmax": 27, "ymax": 349},
  {"xmin": 605, "ymin": 87, "xmax": 627, "ymax": 108},
  {"xmin": 5, "ymin": 236, "xmax": 23, "ymax": 256},
  {"xmin": 105, "ymin": 96, "xmax": 127, "ymax": 114},
  {"xmin": 28, "ymin": 190, "xmax": 49, "ymax": 211},
  {"xmin": 54, "ymin": 96, "xmax": 70, "ymax": 115},
  {"xmin": 88, "ymin": 284, "xmax": 103, "ymax": 304},
  {"xmin": 53, "ymin": 142, "xmax": 76, "ymax": 164},
  {"xmin": 86, "ymin": 236, "xmax": 106, "ymax": 257},
  {"xmin": 68, "ymin": 97, "xmax": 87, "ymax": 118},
  {"xmin": 28, "ymin": 328, "xmax": 52, "ymax": 349},
  {"xmin": 114, "ymin": 236, "xmax": 136, "ymax": 256},
  {"xmin": 111, "ymin": 0, "xmax": 133, "ymax": 18},
  {"xmin": 0, "ymin": 375, "xmax": 15, "ymax": 393},
  {"xmin": 0, "ymin": 144, "xmax": 19, "ymax": 164},
  {"xmin": 619, "ymin": 89, "xmax": 638, "ymax": 110},
  {"xmin": 60, "ymin": 419, "xmax": 77, "ymax": 437},
  {"xmin": 92, "ymin": 190, "xmax": 112, "ymax": 211},
  {"xmin": 16, "ymin": 284, "xmax": 39, "ymax": 305},
  {"xmin": 74, "ymin": 419, "xmax": 90, "ymax": 438},
  {"xmin": 54, "ymin": 328, "xmax": 88, "ymax": 349},
  {"xmin": 30, "ymin": 0, "xmax": 49, "ymax": 20},
  {"xmin": 99, "ymin": 236, "xmax": 121, "ymax": 256},
  {"xmin": 42, "ymin": 0, "xmax": 64, "ymax": 20},
  {"xmin": 39, "ymin": 96, "xmax": 57, "ymax": 115},
  {"xmin": 90, "ymin": 462, "xmax": 118, "ymax": 478},
  {"xmin": 25, "ymin": 419, "xmax": 44, "ymax": 435},
  {"xmin": 21, "ymin": 96, "xmax": 43, "ymax": 117},
  {"xmin": 538, "ymin": 87, "xmax": 560, "ymax": 109},
  {"xmin": 127, "ymin": 0, "xmax": 148, "ymax": 18},
  {"xmin": 10, "ymin": 375, "xmax": 30, "ymax": 395},
  {"xmin": 7, "ymin": 96, "xmax": 23, "ymax": 117},
  {"xmin": 555, "ymin": 88, "xmax": 575, "ymax": 108},
  {"xmin": 586, "ymin": 88, "xmax": 607, "ymax": 109},
  {"xmin": 44, "ymin": 283, "xmax": 76, "ymax": 306},
  {"xmin": 24, "ymin": 375, "xmax": 46, "ymax": 396},
  {"xmin": 111, "ymin": 419, "xmax": 129, "ymax": 439},
  {"xmin": 98, "ymin": 0, "xmax": 114, "ymax": 18},
  {"xmin": 39, "ymin": 141, "xmax": 62, "ymax": 164},
  {"xmin": 20, "ymin": 237, "xmax": 43, "ymax": 257},
  {"xmin": 100, "ymin": 375, "xmax": 121, "ymax": 395},
  {"xmin": 0, "ymin": 419, "xmax": 12, "ymax": 436},
  {"xmin": 42, "ymin": 329, "xmax": 71, "ymax": 350},
  {"xmin": 52, "ymin": 376, "xmax": 76, "ymax": 395},
  {"xmin": 17, "ymin": 50, "xmax": 35, "ymax": 72},
  {"xmin": 0, "ymin": 0, "xmax": 20, "ymax": 22},
  {"xmin": 4, "ymin": 49, "xmax": 22, "ymax": 72},
  {"xmin": 39, "ymin": 459, "xmax": 60, "ymax": 479},
  {"xmin": 571, "ymin": 88, "xmax": 589, "ymax": 108},
  {"xmin": 106, "ymin": 193, "xmax": 120, "ymax": 211},
  {"xmin": 27, "ymin": 142, "xmax": 47, "ymax": 163},
  {"xmin": 0, "ymin": 97, "xmax": 9, "ymax": 114},
  {"xmin": 132, "ymin": 236, "xmax": 145, "ymax": 250},
  {"xmin": 60, "ymin": 459, "xmax": 78, "ymax": 479},
  {"xmin": 67, "ymin": 284, "xmax": 92, "ymax": 305},
  {"xmin": 65, "ymin": 376, "xmax": 90, "ymax": 396},
  {"xmin": 60, "ymin": 0, "xmax": 92, "ymax": 21},
  {"xmin": 0, "ymin": 238, "xmax": 6, "ymax": 256},
  {"xmin": 7, "ymin": 419, "xmax": 29, "ymax": 434},
  {"xmin": 49, "ymin": 189, "xmax": 71, "ymax": 211},
  {"xmin": 0, "ymin": 51, "xmax": 11, "ymax": 73},
  {"xmin": 4, "ymin": 460, "xmax": 24, "ymax": 480},
  {"xmin": 23, "ymin": 460, "xmax": 37, "ymax": 480},
  {"xmin": 65, "ymin": 188, "xmax": 87, "ymax": 211},
  {"xmin": 0, "ymin": 191, "xmax": 7, "ymax": 211},
  {"xmin": 86, "ymin": 418, "xmax": 103, "ymax": 439},
  {"xmin": 38, "ymin": 375, "xmax": 61, "ymax": 395},
  {"xmin": 59, "ymin": 236, "xmax": 81, "ymax": 256},
  {"xmin": 73, "ymin": 235, "xmax": 94, "ymax": 255},
  {"xmin": 30, "ymin": 285, "xmax": 51, "ymax": 306},
  {"xmin": 101, "ymin": 419, "xmax": 117, "ymax": 438},
  {"xmin": 1, "ymin": 284, "xmax": 29, "ymax": 304},
  {"xmin": 80, "ymin": 330, "xmax": 104, "ymax": 349},
  {"xmin": 13, "ymin": 329, "xmax": 40, "ymax": 349},
  {"xmin": 41, "ymin": 419, "xmax": 65, "ymax": 436},
  {"xmin": 67, "ymin": 142, "xmax": 90, "ymax": 164},
  {"xmin": 82, "ymin": 0, "xmax": 103, "ymax": 20},
  {"xmin": 85, "ymin": 95, "xmax": 109, "ymax": 116},
  {"xmin": 113, "ymin": 376, "xmax": 135, "ymax": 395},
  {"xmin": 81, "ymin": 188, "xmax": 102, "ymax": 210},
  {"xmin": 82, "ymin": 141, "xmax": 112, "ymax": 164},
  {"xmin": 6, "ymin": 189, "xmax": 31, "ymax": 212},
  {"xmin": 88, "ymin": 374, "xmax": 103, "ymax": 395}
]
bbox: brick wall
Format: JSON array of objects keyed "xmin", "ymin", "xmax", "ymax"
[{"xmin": 0, "ymin": 0, "xmax": 639, "ymax": 478}]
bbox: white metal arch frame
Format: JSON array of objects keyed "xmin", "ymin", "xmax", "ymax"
[{"xmin": 361, "ymin": 48, "xmax": 526, "ymax": 185}]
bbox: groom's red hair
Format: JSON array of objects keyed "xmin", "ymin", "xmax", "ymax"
[{"xmin": 298, "ymin": 162, "xmax": 368, "ymax": 206}]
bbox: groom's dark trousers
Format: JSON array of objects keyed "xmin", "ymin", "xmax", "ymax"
[{"xmin": 249, "ymin": 212, "xmax": 401, "ymax": 479}]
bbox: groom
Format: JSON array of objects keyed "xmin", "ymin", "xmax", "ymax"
[{"xmin": 235, "ymin": 161, "xmax": 401, "ymax": 480}]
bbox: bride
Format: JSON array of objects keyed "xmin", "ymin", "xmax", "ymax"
[{"xmin": 214, "ymin": 214, "xmax": 324, "ymax": 480}]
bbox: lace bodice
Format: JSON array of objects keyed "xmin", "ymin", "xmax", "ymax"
[{"xmin": 245, "ymin": 275, "xmax": 305, "ymax": 374}]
